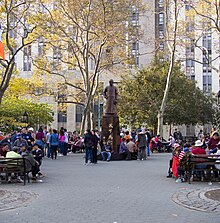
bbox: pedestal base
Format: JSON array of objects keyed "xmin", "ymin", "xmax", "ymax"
[{"xmin": 102, "ymin": 115, "xmax": 120, "ymax": 153}]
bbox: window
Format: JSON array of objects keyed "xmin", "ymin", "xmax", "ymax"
[
  {"xmin": 185, "ymin": 5, "xmax": 191, "ymax": 11},
  {"xmin": 159, "ymin": 13, "xmax": 164, "ymax": 25},
  {"xmin": 23, "ymin": 45, "xmax": 32, "ymax": 71},
  {"xmin": 203, "ymin": 75, "xmax": 212, "ymax": 93},
  {"xmin": 53, "ymin": 47, "xmax": 61, "ymax": 70},
  {"xmin": 158, "ymin": 0, "xmax": 163, "ymax": 7},
  {"xmin": 58, "ymin": 112, "xmax": 67, "ymax": 123},
  {"xmin": 131, "ymin": 6, "xmax": 139, "ymax": 26},
  {"xmin": 190, "ymin": 75, "xmax": 195, "ymax": 81},
  {"xmin": 159, "ymin": 30, "xmax": 164, "ymax": 39},
  {"xmin": 159, "ymin": 42, "xmax": 164, "ymax": 50},
  {"xmin": 132, "ymin": 41, "xmax": 139, "ymax": 51},
  {"xmin": 38, "ymin": 38, "xmax": 44, "ymax": 56},
  {"xmin": 186, "ymin": 59, "xmax": 194, "ymax": 67},
  {"xmin": 76, "ymin": 105, "xmax": 83, "ymax": 123}
]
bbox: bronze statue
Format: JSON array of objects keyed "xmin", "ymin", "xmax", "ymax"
[{"xmin": 103, "ymin": 79, "xmax": 118, "ymax": 115}]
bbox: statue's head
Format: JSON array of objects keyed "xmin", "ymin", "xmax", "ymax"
[{"xmin": 109, "ymin": 79, "xmax": 114, "ymax": 86}]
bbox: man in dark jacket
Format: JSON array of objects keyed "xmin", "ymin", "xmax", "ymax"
[
  {"xmin": 84, "ymin": 129, "xmax": 94, "ymax": 165},
  {"xmin": 91, "ymin": 130, "xmax": 99, "ymax": 164},
  {"xmin": 137, "ymin": 130, "xmax": 147, "ymax": 160}
]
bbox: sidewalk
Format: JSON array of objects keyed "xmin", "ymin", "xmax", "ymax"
[{"xmin": 0, "ymin": 153, "xmax": 219, "ymax": 223}]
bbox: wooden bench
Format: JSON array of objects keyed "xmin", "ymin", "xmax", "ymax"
[
  {"xmin": 187, "ymin": 154, "xmax": 220, "ymax": 184},
  {"xmin": 0, "ymin": 157, "xmax": 33, "ymax": 185}
]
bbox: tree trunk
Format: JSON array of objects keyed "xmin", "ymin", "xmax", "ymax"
[
  {"xmin": 80, "ymin": 107, "xmax": 87, "ymax": 136},
  {"xmin": 80, "ymin": 100, "xmax": 93, "ymax": 135},
  {"xmin": 157, "ymin": 0, "xmax": 178, "ymax": 137},
  {"xmin": 157, "ymin": 111, "xmax": 163, "ymax": 137}
]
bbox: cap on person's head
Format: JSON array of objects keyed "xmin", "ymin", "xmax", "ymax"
[
  {"xmin": 33, "ymin": 143, "xmax": 39, "ymax": 147},
  {"xmin": 184, "ymin": 148, "xmax": 189, "ymax": 152},
  {"xmin": 194, "ymin": 140, "xmax": 203, "ymax": 147},
  {"xmin": 174, "ymin": 143, "xmax": 180, "ymax": 149},
  {"xmin": 17, "ymin": 133, "xmax": 22, "ymax": 138},
  {"xmin": 28, "ymin": 127, "xmax": 34, "ymax": 132}
]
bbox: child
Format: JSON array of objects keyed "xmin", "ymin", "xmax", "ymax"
[{"xmin": 32, "ymin": 144, "xmax": 43, "ymax": 176}]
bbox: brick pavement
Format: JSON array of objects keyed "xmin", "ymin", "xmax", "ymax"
[{"xmin": 0, "ymin": 153, "xmax": 219, "ymax": 223}]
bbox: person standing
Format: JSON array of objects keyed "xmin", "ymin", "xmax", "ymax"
[
  {"xmin": 46, "ymin": 128, "xmax": 52, "ymax": 158},
  {"xmin": 49, "ymin": 129, "xmax": 59, "ymax": 160},
  {"xmin": 58, "ymin": 129, "xmax": 65, "ymax": 156},
  {"xmin": 84, "ymin": 129, "xmax": 94, "ymax": 165},
  {"xmin": 63, "ymin": 129, "xmax": 69, "ymax": 156},
  {"xmin": 35, "ymin": 127, "xmax": 45, "ymax": 153},
  {"xmin": 137, "ymin": 130, "xmax": 147, "ymax": 160},
  {"xmin": 92, "ymin": 130, "xmax": 99, "ymax": 164},
  {"xmin": 146, "ymin": 129, "xmax": 152, "ymax": 156}
]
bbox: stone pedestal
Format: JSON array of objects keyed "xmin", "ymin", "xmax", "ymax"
[{"xmin": 102, "ymin": 115, "xmax": 120, "ymax": 153}]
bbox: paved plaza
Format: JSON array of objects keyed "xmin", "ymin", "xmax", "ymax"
[{"xmin": 0, "ymin": 153, "xmax": 220, "ymax": 223}]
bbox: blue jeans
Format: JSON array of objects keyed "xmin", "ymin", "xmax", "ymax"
[
  {"xmin": 59, "ymin": 142, "xmax": 65, "ymax": 154},
  {"xmin": 46, "ymin": 143, "xmax": 51, "ymax": 158},
  {"xmin": 101, "ymin": 151, "xmax": 111, "ymax": 161},
  {"xmin": 146, "ymin": 144, "xmax": 150, "ymax": 156},
  {"xmin": 85, "ymin": 147, "xmax": 93, "ymax": 163}
]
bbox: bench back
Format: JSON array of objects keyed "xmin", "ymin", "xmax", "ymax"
[
  {"xmin": 188, "ymin": 154, "xmax": 220, "ymax": 168},
  {"xmin": 0, "ymin": 157, "xmax": 32, "ymax": 173}
]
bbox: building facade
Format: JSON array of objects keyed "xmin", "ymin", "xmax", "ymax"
[{"xmin": 10, "ymin": 0, "xmax": 219, "ymax": 133}]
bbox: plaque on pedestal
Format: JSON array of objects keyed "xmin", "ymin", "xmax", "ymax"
[{"xmin": 102, "ymin": 115, "xmax": 120, "ymax": 153}]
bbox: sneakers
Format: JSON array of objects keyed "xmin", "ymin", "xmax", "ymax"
[
  {"xmin": 32, "ymin": 177, "xmax": 37, "ymax": 182},
  {"xmin": 175, "ymin": 178, "xmax": 184, "ymax": 183},
  {"xmin": 8, "ymin": 176, "xmax": 12, "ymax": 183},
  {"xmin": 17, "ymin": 177, "xmax": 24, "ymax": 183},
  {"xmin": 58, "ymin": 154, "xmax": 63, "ymax": 157}
]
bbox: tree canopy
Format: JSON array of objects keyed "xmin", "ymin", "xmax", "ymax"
[
  {"xmin": 118, "ymin": 60, "xmax": 215, "ymax": 129},
  {"xmin": 0, "ymin": 96, "xmax": 53, "ymax": 131},
  {"xmin": 31, "ymin": 0, "xmax": 143, "ymax": 133}
]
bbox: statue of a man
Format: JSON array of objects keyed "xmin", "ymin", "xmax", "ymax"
[{"xmin": 103, "ymin": 79, "xmax": 118, "ymax": 115}]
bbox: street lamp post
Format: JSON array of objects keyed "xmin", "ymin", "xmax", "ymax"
[{"xmin": 23, "ymin": 111, "xmax": 28, "ymax": 127}]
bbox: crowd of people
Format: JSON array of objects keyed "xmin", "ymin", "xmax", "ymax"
[
  {"xmin": 0, "ymin": 126, "xmax": 73, "ymax": 183},
  {"xmin": 167, "ymin": 129, "xmax": 220, "ymax": 183},
  {"xmin": 1, "ymin": 125, "xmax": 220, "ymax": 183}
]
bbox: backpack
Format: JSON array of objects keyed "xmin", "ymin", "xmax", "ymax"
[{"xmin": 85, "ymin": 138, "xmax": 93, "ymax": 147}]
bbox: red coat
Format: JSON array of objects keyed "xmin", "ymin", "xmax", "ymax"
[
  {"xmin": 192, "ymin": 147, "xmax": 206, "ymax": 155},
  {"xmin": 172, "ymin": 156, "xmax": 179, "ymax": 178}
]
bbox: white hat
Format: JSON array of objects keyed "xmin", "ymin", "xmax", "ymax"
[
  {"xmin": 174, "ymin": 143, "xmax": 180, "ymax": 149},
  {"xmin": 28, "ymin": 127, "xmax": 34, "ymax": 132},
  {"xmin": 195, "ymin": 140, "xmax": 203, "ymax": 147}
]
